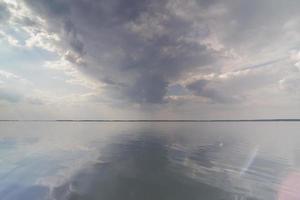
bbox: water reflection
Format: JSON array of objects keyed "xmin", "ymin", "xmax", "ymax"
[
  {"xmin": 0, "ymin": 122, "xmax": 300, "ymax": 200},
  {"xmin": 52, "ymin": 132, "xmax": 234, "ymax": 200}
]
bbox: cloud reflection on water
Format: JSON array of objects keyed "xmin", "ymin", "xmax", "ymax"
[{"xmin": 0, "ymin": 122, "xmax": 300, "ymax": 200}]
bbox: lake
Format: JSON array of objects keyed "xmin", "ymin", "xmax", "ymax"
[{"xmin": 0, "ymin": 122, "xmax": 300, "ymax": 200}]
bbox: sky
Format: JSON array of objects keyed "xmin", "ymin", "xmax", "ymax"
[{"xmin": 0, "ymin": 0, "xmax": 300, "ymax": 119}]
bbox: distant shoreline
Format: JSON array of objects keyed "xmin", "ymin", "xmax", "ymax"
[{"xmin": 1, "ymin": 119, "xmax": 300, "ymax": 122}]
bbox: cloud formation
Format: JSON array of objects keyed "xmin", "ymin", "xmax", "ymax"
[
  {"xmin": 1, "ymin": 0, "xmax": 300, "ymax": 118},
  {"xmin": 21, "ymin": 0, "xmax": 227, "ymax": 104}
]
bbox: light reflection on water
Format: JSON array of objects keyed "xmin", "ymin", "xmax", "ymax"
[{"xmin": 0, "ymin": 122, "xmax": 300, "ymax": 199}]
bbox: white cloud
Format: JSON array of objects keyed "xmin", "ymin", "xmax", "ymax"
[
  {"xmin": 0, "ymin": 69, "xmax": 31, "ymax": 85},
  {"xmin": 44, "ymin": 55, "xmax": 102, "ymax": 91},
  {"xmin": 0, "ymin": 30, "xmax": 20, "ymax": 46}
]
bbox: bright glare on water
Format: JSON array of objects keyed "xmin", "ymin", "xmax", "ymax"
[{"xmin": 0, "ymin": 122, "xmax": 300, "ymax": 200}]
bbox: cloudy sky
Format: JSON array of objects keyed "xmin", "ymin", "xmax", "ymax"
[{"xmin": 0, "ymin": 0, "xmax": 300, "ymax": 119}]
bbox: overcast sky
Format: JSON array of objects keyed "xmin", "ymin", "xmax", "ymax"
[{"xmin": 0, "ymin": 0, "xmax": 300, "ymax": 119}]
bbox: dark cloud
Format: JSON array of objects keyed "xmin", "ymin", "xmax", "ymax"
[
  {"xmin": 23, "ymin": 0, "xmax": 218, "ymax": 104},
  {"xmin": 63, "ymin": 20, "xmax": 85, "ymax": 55},
  {"xmin": 127, "ymin": 74, "xmax": 168, "ymax": 103},
  {"xmin": 186, "ymin": 79, "xmax": 208, "ymax": 93},
  {"xmin": 186, "ymin": 79, "xmax": 243, "ymax": 104},
  {"xmin": 21, "ymin": 0, "xmax": 300, "ymax": 105}
]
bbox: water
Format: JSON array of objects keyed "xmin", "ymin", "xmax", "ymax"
[{"xmin": 0, "ymin": 122, "xmax": 300, "ymax": 200}]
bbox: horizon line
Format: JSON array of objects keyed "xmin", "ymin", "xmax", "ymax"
[{"xmin": 1, "ymin": 119, "xmax": 300, "ymax": 122}]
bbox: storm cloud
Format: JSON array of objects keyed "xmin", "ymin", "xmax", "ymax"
[
  {"xmin": 21, "ymin": 0, "xmax": 227, "ymax": 104},
  {"xmin": 2, "ymin": 0, "xmax": 300, "ymax": 112}
]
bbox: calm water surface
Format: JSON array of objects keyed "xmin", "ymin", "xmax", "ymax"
[{"xmin": 0, "ymin": 122, "xmax": 300, "ymax": 200}]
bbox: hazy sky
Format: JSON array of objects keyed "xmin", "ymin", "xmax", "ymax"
[{"xmin": 0, "ymin": 0, "xmax": 300, "ymax": 119}]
